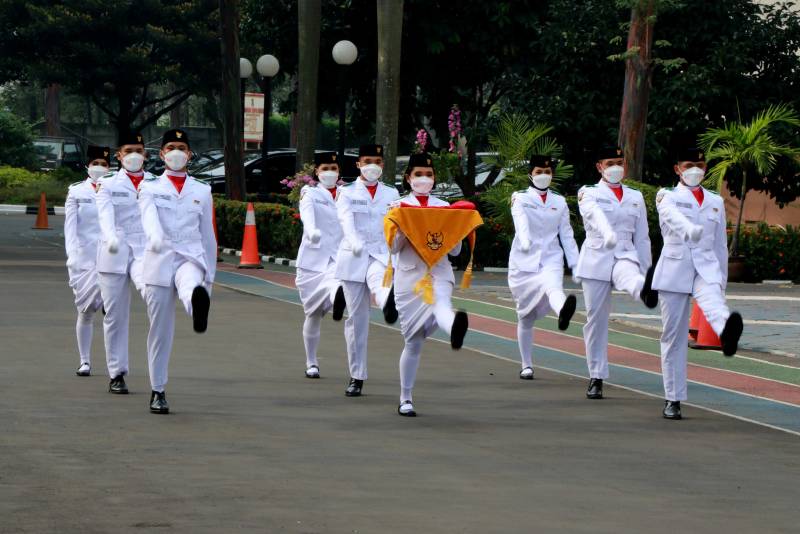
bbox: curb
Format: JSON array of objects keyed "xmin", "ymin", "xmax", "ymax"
[
  {"xmin": 0, "ymin": 204, "xmax": 65, "ymax": 215},
  {"xmin": 220, "ymin": 248, "xmax": 296, "ymax": 268}
]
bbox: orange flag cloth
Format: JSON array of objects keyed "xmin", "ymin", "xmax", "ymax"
[{"xmin": 383, "ymin": 200, "xmax": 484, "ymax": 304}]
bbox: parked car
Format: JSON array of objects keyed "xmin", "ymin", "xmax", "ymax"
[
  {"xmin": 33, "ymin": 137, "xmax": 83, "ymax": 172},
  {"xmin": 194, "ymin": 150, "xmax": 359, "ymax": 200},
  {"xmin": 189, "ymin": 148, "xmax": 225, "ymax": 173}
]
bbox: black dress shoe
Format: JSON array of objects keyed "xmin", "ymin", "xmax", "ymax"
[
  {"xmin": 191, "ymin": 286, "xmax": 210, "ymax": 333},
  {"xmin": 108, "ymin": 375, "xmax": 128, "ymax": 394},
  {"xmin": 519, "ymin": 367, "xmax": 534, "ymax": 380},
  {"xmin": 558, "ymin": 294, "xmax": 577, "ymax": 331},
  {"xmin": 332, "ymin": 286, "xmax": 346, "ymax": 321},
  {"xmin": 720, "ymin": 312, "xmax": 743, "ymax": 357},
  {"xmin": 663, "ymin": 400, "xmax": 682, "ymax": 420},
  {"xmin": 305, "ymin": 365, "xmax": 320, "ymax": 379},
  {"xmin": 450, "ymin": 311, "xmax": 469, "ymax": 349},
  {"xmin": 398, "ymin": 401, "xmax": 417, "ymax": 417},
  {"xmin": 383, "ymin": 287, "xmax": 398, "ymax": 324},
  {"xmin": 150, "ymin": 391, "xmax": 170, "ymax": 414},
  {"xmin": 640, "ymin": 266, "xmax": 658, "ymax": 309},
  {"xmin": 345, "ymin": 378, "xmax": 363, "ymax": 397},
  {"xmin": 586, "ymin": 378, "xmax": 603, "ymax": 399}
]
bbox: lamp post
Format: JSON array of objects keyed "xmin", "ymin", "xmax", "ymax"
[
  {"xmin": 239, "ymin": 58, "xmax": 253, "ymax": 128},
  {"xmin": 256, "ymin": 54, "xmax": 280, "ymax": 179},
  {"xmin": 332, "ymin": 40, "xmax": 358, "ymax": 163}
]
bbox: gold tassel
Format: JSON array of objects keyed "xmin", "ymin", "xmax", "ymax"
[
  {"xmin": 383, "ymin": 256, "xmax": 394, "ymax": 288},
  {"xmin": 460, "ymin": 230, "xmax": 476, "ymax": 289},
  {"xmin": 414, "ymin": 270, "xmax": 435, "ymax": 304}
]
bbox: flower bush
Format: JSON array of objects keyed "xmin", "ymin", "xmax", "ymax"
[
  {"xmin": 214, "ymin": 198, "xmax": 302, "ymax": 259},
  {"xmin": 280, "ymin": 163, "xmax": 317, "ymax": 204}
]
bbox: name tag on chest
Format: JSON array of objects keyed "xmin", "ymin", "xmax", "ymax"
[
  {"xmin": 112, "ymin": 191, "xmax": 129, "ymax": 198},
  {"xmin": 351, "ymin": 199, "xmax": 368, "ymax": 207},
  {"xmin": 314, "ymin": 198, "xmax": 329, "ymax": 205},
  {"xmin": 676, "ymin": 201, "xmax": 694, "ymax": 209},
  {"xmin": 75, "ymin": 198, "xmax": 94, "ymax": 204},
  {"xmin": 596, "ymin": 198, "xmax": 612, "ymax": 205},
  {"xmin": 155, "ymin": 194, "xmax": 173, "ymax": 201}
]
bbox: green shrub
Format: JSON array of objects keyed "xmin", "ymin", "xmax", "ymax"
[
  {"xmin": 0, "ymin": 111, "xmax": 36, "ymax": 169},
  {"xmin": 0, "ymin": 165, "xmax": 74, "ymax": 205},
  {"xmin": 737, "ymin": 224, "xmax": 800, "ymax": 282},
  {"xmin": 214, "ymin": 199, "xmax": 302, "ymax": 258}
]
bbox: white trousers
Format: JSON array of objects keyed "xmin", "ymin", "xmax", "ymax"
[
  {"xmin": 581, "ymin": 259, "xmax": 644, "ymax": 379},
  {"xmin": 297, "ymin": 260, "xmax": 338, "ymax": 368},
  {"xmin": 68, "ymin": 267, "xmax": 104, "ymax": 365},
  {"xmin": 397, "ymin": 280, "xmax": 456, "ymax": 402},
  {"xmin": 659, "ymin": 275, "xmax": 730, "ymax": 401},
  {"xmin": 509, "ymin": 268, "xmax": 567, "ymax": 369},
  {"xmin": 97, "ymin": 256, "xmax": 145, "ymax": 378},
  {"xmin": 144, "ymin": 259, "xmax": 206, "ymax": 392},
  {"xmin": 341, "ymin": 257, "xmax": 391, "ymax": 380}
]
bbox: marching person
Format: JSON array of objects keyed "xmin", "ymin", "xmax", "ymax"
[
  {"xmin": 653, "ymin": 147, "xmax": 743, "ymax": 420},
  {"xmin": 138, "ymin": 129, "xmax": 216, "ymax": 414},
  {"xmin": 508, "ymin": 155, "xmax": 579, "ymax": 380},
  {"xmin": 64, "ymin": 145, "xmax": 110, "ymax": 376},
  {"xmin": 575, "ymin": 146, "xmax": 658, "ymax": 400},
  {"xmin": 391, "ymin": 153, "xmax": 469, "ymax": 416},
  {"xmin": 295, "ymin": 152, "xmax": 344, "ymax": 379},
  {"xmin": 334, "ymin": 144, "xmax": 400, "ymax": 397},
  {"xmin": 96, "ymin": 132, "xmax": 151, "ymax": 394}
]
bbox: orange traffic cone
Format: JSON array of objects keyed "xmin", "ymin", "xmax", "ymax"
[
  {"xmin": 212, "ymin": 200, "xmax": 222, "ymax": 263},
  {"xmin": 237, "ymin": 202, "xmax": 263, "ymax": 269},
  {"xmin": 32, "ymin": 192, "xmax": 51, "ymax": 230},
  {"xmin": 688, "ymin": 301, "xmax": 701, "ymax": 341},
  {"xmin": 690, "ymin": 306, "xmax": 722, "ymax": 350}
]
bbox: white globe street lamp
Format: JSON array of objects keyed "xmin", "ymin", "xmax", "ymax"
[
  {"xmin": 256, "ymin": 54, "xmax": 280, "ymax": 78},
  {"xmin": 255, "ymin": 54, "xmax": 280, "ymax": 166},
  {"xmin": 332, "ymin": 40, "xmax": 358, "ymax": 66},
  {"xmin": 239, "ymin": 58, "xmax": 253, "ymax": 78},
  {"xmin": 332, "ymin": 41, "xmax": 358, "ymax": 161}
]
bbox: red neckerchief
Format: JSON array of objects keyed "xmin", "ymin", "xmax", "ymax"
[
  {"xmin": 415, "ymin": 195, "xmax": 429, "ymax": 207},
  {"xmin": 126, "ymin": 171, "xmax": 144, "ymax": 191},
  {"xmin": 166, "ymin": 172, "xmax": 187, "ymax": 194},
  {"xmin": 90, "ymin": 182, "xmax": 97, "ymax": 191},
  {"xmin": 328, "ymin": 187, "xmax": 337, "ymax": 200},
  {"xmin": 691, "ymin": 187, "xmax": 704, "ymax": 206},
  {"xmin": 608, "ymin": 184, "xmax": 623, "ymax": 201},
  {"xmin": 540, "ymin": 192, "xmax": 547, "ymax": 203},
  {"xmin": 366, "ymin": 183, "xmax": 378, "ymax": 199}
]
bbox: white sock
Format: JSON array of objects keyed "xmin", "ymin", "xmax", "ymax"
[
  {"xmin": 302, "ymin": 313, "xmax": 323, "ymax": 368},
  {"xmin": 517, "ymin": 315, "xmax": 536, "ymax": 369},
  {"xmin": 399, "ymin": 332, "xmax": 425, "ymax": 402},
  {"xmin": 76, "ymin": 311, "xmax": 94, "ymax": 365}
]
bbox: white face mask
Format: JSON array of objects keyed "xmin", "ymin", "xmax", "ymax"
[
  {"xmin": 360, "ymin": 163, "xmax": 383, "ymax": 183},
  {"xmin": 318, "ymin": 170, "xmax": 339, "ymax": 188},
  {"xmin": 681, "ymin": 167, "xmax": 705, "ymax": 187},
  {"xmin": 164, "ymin": 149, "xmax": 189, "ymax": 171},
  {"xmin": 121, "ymin": 152, "xmax": 145, "ymax": 173},
  {"xmin": 87, "ymin": 165, "xmax": 108, "ymax": 182},
  {"xmin": 410, "ymin": 176, "xmax": 434, "ymax": 195},
  {"xmin": 602, "ymin": 165, "xmax": 624, "ymax": 184},
  {"xmin": 530, "ymin": 173, "xmax": 552, "ymax": 190}
]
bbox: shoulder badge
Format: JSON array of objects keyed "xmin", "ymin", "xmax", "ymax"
[{"xmin": 656, "ymin": 189, "xmax": 667, "ymax": 204}]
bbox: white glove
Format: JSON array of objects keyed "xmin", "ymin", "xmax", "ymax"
[
  {"xmin": 149, "ymin": 235, "xmax": 163, "ymax": 253},
  {"xmin": 309, "ymin": 228, "xmax": 322, "ymax": 244},
  {"xmin": 107, "ymin": 236, "xmax": 119, "ymax": 254},
  {"xmin": 351, "ymin": 239, "xmax": 364, "ymax": 257},
  {"xmin": 571, "ymin": 273, "xmax": 581, "ymax": 285},
  {"xmin": 519, "ymin": 237, "xmax": 531, "ymax": 253},
  {"xmin": 603, "ymin": 231, "xmax": 618, "ymax": 250},
  {"xmin": 688, "ymin": 224, "xmax": 703, "ymax": 243},
  {"xmin": 66, "ymin": 255, "xmax": 78, "ymax": 270}
]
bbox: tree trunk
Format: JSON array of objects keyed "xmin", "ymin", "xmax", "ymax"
[
  {"xmin": 219, "ymin": 0, "xmax": 246, "ymax": 200},
  {"xmin": 376, "ymin": 0, "xmax": 404, "ymax": 185},
  {"xmin": 296, "ymin": 0, "xmax": 321, "ymax": 171},
  {"xmin": 731, "ymin": 169, "xmax": 747, "ymax": 257},
  {"xmin": 44, "ymin": 83, "xmax": 61, "ymax": 137},
  {"xmin": 169, "ymin": 83, "xmax": 182, "ymax": 128},
  {"xmin": 618, "ymin": 1, "xmax": 655, "ymax": 182}
]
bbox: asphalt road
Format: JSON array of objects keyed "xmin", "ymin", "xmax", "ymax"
[{"xmin": 1, "ymin": 214, "xmax": 798, "ymax": 533}]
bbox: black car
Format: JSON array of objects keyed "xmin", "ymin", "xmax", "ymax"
[{"xmin": 194, "ymin": 150, "xmax": 359, "ymax": 199}]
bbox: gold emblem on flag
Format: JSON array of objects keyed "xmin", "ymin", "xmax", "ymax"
[{"xmin": 426, "ymin": 232, "xmax": 444, "ymax": 251}]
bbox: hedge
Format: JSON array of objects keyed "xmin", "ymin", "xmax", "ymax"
[
  {"xmin": 0, "ymin": 166, "xmax": 83, "ymax": 205},
  {"xmin": 214, "ymin": 192, "xmax": 800, "ymax": 281}
]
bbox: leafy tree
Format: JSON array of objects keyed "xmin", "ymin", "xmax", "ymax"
[
  {"xmin": 0, "ymin": 109, "xmax": 35, "ymax": 168},
  {"xmin": 0, "ymin": 0, "xmax": 220, "ymax": 140}
]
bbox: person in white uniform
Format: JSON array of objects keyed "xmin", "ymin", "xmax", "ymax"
[
  {"xmin": 295, "ymin": 151, "xmax": 344, "ymax": 379},
  {"xmin": 64, "ymin": 145, "xmax": 110, "ymax": 376},
  {"xmin": 391, "ymin": 153, "xmax": 469, "ymax": 417},
  {"xmin": 653, "ymin": 147, "xmax": 743, "ymax": 420},
  {"xmin": 508, "ymin": 154, "xmax": 580, "ymax": 380},
  {"xmin": 334, "ymin": 144, "xmax": 400, "ymax": 397},
  {"xmin": 138, "ymin": 129, "xmax": 216, "ymax": 414},
  {"xmin": 575, "ymin": 145, "xmax": 658, "ymax": 399},
  {"xmin": 96, "ymin": 132, "xmax": 152, "ymax": 395}
]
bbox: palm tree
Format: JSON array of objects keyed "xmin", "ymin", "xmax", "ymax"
[{"xmin": 699, "ymin": 104, "xmax": 800, "ymax": 257}]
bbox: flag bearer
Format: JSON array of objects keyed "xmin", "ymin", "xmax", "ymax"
[
  {"xmin": 65, "ymin": 145, "xmax": 110, "ymax": 376},
  {"xmin": 296, "ymin": 152, "xmax": 344, "ymax": 379},
  {"xmin": 390, "ymin": 153, "xmax": 469, "ymax": 416},
  {"xmin": 334, "ymin": 144, "xmax": 400, "ymax": 397},
  {"xmin": 96, "ymin": 132, "xmax": 151, "ymax": 394},
  {"xmin": 508, "ymin": 155, "xmax": 580, "ymax": 380},
  {"xmin": 653, "ymin": 147, "xmax": 743, "ymax": 420},
  {"xmin": 138, "ymin": 129, "xmax": 216, "ymax": 414},
  {"xmin": 574, "ymin": 146, "xmax": 658, "ymax": 400}
]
